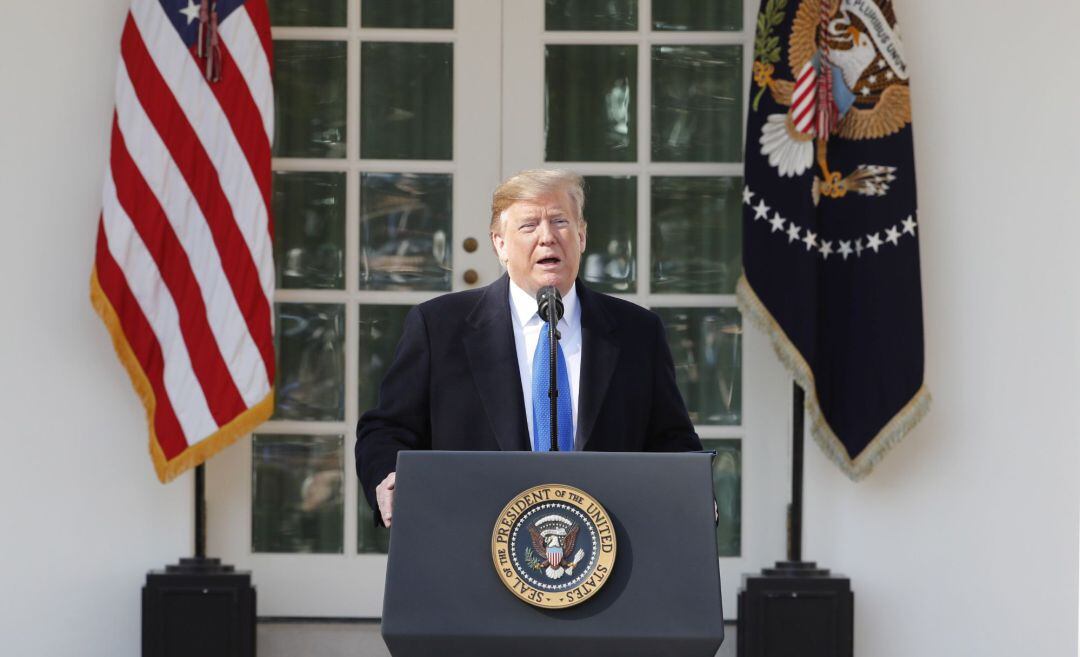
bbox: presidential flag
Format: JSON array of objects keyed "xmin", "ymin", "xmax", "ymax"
[
  {"xmin": 738, "ymin": 0, "xmax": 929, "ymax": 480},
  {"xmin": 90, "ymin": 0, "xmax": 275, "ymax": 483}
]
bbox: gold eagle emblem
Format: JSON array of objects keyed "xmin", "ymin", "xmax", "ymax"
[{"xmin": 753, "ymin": 0, "xmax": 912, "ymax": 201}]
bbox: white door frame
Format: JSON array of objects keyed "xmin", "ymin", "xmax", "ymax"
[
  {"xmin": 207, "ymin": 0, "xmax": 503, "ymax": 618},
  {"xmin": 208, "ymin": 0, "xmax": 791, "ymax": 620},
  {"xmin": 500, "ymin": 0, "xmax": 791, "ymax": 617}
]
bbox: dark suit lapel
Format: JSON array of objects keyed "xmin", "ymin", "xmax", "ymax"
[
  {"xmin": 463, "ymin": 274, "xmax": 531, "ymax": 451},
  {"xmin": 576, "ymin": 282, "xmax": 619, "ymax": 450}
]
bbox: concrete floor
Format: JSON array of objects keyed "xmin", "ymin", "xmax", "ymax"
[
  {"xmin": 257, "ymin": 621, "xmax": 737, "ymax": 657},
  {"xmin": 259, "ymin": 621, "xmax": 390, "ymax": 657}
]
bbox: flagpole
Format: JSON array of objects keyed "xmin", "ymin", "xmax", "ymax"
[
  {"xmin": 144, "ymin": 461, "xmax": 255, "ymax": 656},
  {"xmin": 789, "ymin": 382, "xmax": 804, "ymax": 563},
  {"xmin": 195, "ymin": 464, "xmax": 206, "ymax": 559},
  {"xmin": 737, "ymin": 384, "xmax": 853, "ymax": 657}
]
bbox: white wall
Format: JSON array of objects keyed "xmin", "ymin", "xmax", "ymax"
[
  {"xmin": 1, "ymin": 1, "xmax": 1078, "ymax": 656},
  {"xmin": 801, "ymin": 2, "xmax": 1080, "ymax": 656},
  {"xmin": 0, "ymin": 2, "xmax": 193, "ymax": 655}
]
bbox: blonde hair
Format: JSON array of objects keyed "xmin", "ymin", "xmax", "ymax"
[{"xmin": 489, "ymin": 169, "xmax": 586, "ymax": 234}]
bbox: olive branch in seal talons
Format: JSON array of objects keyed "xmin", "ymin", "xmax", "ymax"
[
  {"xmin": 524, "ymin": 547, "xmax": 543, "ymax": 571},
  {"xmin": 752, "ymin": 0, "xmax": 789, "ymax": 111}
]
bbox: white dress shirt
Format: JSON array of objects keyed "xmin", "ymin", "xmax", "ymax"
[{"xmin": 508, "ymin": 280, "xmax": 582, "ymax": 449}]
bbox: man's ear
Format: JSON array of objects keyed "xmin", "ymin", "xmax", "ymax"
[{"xmin": 492, "ymin": 231, "xmax": 506, "ymax": 262}]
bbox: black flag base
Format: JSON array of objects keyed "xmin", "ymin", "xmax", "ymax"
[
  {"xmin": 142, "ymin": 558, "xmax": 256, "ymax": 657},
  {"xmin": 761, "ymin": 560, "xmax": 831, "ymax": 577},
  {"xmin": 736, "ymin": 386, "xmax": 854, "ymax": 656},
  {"xmin": 163, "ymin": 556, "xmax": 235, "ymax": 573},
  {"xmin": 142, "ymin": 466, "xmax": 255, "ymax": 657},
  {"xmin": 737, "ymin": 562, "xmax": 853, "ymax": 657}
]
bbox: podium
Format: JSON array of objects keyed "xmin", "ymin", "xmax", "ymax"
[{"xmin": 381, "ymin": 451, "xmax": 724, "ymax": 657}]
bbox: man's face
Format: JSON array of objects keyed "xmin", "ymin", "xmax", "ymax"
[{"xmin": 492, "ymin": 192, "xmax": 586, "ymax": 297}]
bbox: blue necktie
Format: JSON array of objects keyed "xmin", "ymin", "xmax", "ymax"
[{"xmin": 532, "ymin": 322, "xmax": 574, "ymax": 452}]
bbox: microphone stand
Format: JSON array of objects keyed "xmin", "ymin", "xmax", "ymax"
[{"xmin": 547, "ymin": 299, "xmax": 560, "ymax": 452}]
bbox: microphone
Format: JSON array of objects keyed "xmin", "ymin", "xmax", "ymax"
[
  {"xmin": 536, "ymin": 286, "xmax": 564, "ymax": 324},
  {"xmin": 535, "ymin": 286, "xmax": 563, "ymax": 451}
]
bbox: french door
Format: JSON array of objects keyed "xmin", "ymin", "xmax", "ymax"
[{"xmin": 208, "ymin": 0, "xmax": 789, "ymax": 619}]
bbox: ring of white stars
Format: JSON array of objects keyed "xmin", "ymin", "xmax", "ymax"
[
  {"xmin": 508, "ymin": 503, "xmax": 598, "ymax": 591},
  {"xmin": 742, "ymin": 185, "xmax": 919, "ymax": 262}
]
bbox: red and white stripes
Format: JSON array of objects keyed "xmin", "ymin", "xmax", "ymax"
[
  {"xmin": 791, "ymin": 62, "xmax": 818, "ymax": 136},
  {"xmin": 92, "ymin": 0, "xmax": 275, "ymax": 482}
]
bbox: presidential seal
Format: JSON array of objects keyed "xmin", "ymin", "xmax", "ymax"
[{"xmin": 491, "ymin": 484, "xmax": 616, "ymax": 609}]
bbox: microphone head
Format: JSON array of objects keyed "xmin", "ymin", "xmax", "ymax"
[{"xmin": 536, "ymin": 286, "xmax": 564, "ymax": 323}]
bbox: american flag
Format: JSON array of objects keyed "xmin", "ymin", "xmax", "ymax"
[{"xmin": 90, "ymin": 0, "xmax": 275, "ymax": 483}]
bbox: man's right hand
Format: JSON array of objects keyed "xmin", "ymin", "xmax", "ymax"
[{"xmin": 376, "ymin": 472, "xmax": 396, "ymax": 527}]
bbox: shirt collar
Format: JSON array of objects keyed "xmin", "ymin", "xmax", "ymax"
[{"xmin": 509, "ymin": 279, "xmax": 579, "ymax": 328}]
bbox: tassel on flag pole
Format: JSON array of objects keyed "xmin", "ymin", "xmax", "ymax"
[{"xmin": 197, "ymin": 0, "xmax": 222, "ymax": 82}]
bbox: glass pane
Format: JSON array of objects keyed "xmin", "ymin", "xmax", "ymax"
[
  {"xmin": 358, "ymin": 491, "xmax": 391, "ymax": 554},
  {"xmin": 273, "ymin": 41, "xmax": 347, "ymax": 158},
  {"xmin": 702, "ymin": 439, "xmax": 741, "ymax": 557},
  {"xmin": 545, "ymin": 0, "xmax": 637, "ymax": 30},
  {"xmin": 651, "ymin": 176, "xmax": 741, "ymax": 293},
  {"xmin": 653, "ymin": 0, "xmax": 742, "ymax": 31},
  {"xmin": 360, "ymin": 173, "xmax": 452, "ymax": 291},
  {"xmin": 362, "ymin": 0, "xmax": 453, "ymax": 28},
  {"xmin": 655, "ymin": 307, "xmax": 742, "ymax": 425},
  {"xmin": 652, "ymin": 45, "xmax": 743, "ymax": 162},
  {"xmin": 275, "ymin": 304, "xmax": 345, "ymax": 421},
  {"xmin": 546, "ymin": 45, "xmax": 637, "ymax": 162},
  {"xmin": 358, "ymin": 305, "xmax": 413, "ymax": 415},
  {"xmin": 273, "ymin": 171, "xmax": 345, "ymax": 290},
  {"xmin": 267, "ymin": 0, "xmax": 346, "ymax": 27},
  {"xmin": 361, "ymin": 42, "xmax": 453, "ymax": 160},
  {"xmin": 581, "ymin": 176, "xmax": 636, "ymax": 293},
  {"xmin": 252, "ymin": 434, "xmax": 344, "ymax": 554}
]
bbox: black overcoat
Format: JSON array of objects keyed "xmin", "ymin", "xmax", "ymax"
[{"xmin": 355, "ymin": 274, "xmax": 701, "ymax": 521}]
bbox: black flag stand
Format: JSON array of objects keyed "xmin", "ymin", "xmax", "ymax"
[
  {"xmin": 781, "ymin": 382, "xmax": 815, "ymax": 569},
  {"xmin": 140, "ymin": 464, "xmax": 256, "ymax": 657},
  {"xmin": 196, "ymin": 463, "xmax": 207, "ymax": 559},
  {"xmin": 735, "ymin": 383, "xmax": 854, "ymax": 657}
]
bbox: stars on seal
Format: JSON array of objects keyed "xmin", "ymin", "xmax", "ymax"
[
  {"xmin": 752, "ymin": 199, "xmax": 770, "ymax": 221},
  {"xmin": 885, "ymin": 225, "xmax": 902, "ymax": 246},
  {"xmin": 742, "ymin": 187, "xmax": 919, "ymax": 262},
  {"xmin": 838, "ymin": 240, "xmax": 854, "ymax": 260},
  {"xmin": 769, "ymin": 212, "xmax": 786, "ymax": 233}
]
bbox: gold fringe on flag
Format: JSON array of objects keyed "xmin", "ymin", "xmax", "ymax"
[
  {"xmin": 90, "ymin": 267, "xmax": 273, "ymax": 483},
  {"xmin": 737, "ymin": 274, "xmax": 931, "ymax": 481}
]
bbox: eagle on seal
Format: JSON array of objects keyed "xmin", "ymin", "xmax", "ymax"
[
  {"xmin": 530, "ymin": 523, "xmax": 579, "ymax": 568},
  {"xmin": 754, "ymin": 0, "xmax": 910, "ymax": 202}
]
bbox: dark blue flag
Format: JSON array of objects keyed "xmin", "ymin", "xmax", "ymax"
[{"xmin": 738, "ymin": 0, "xmax": 930, "ymax": 480}]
